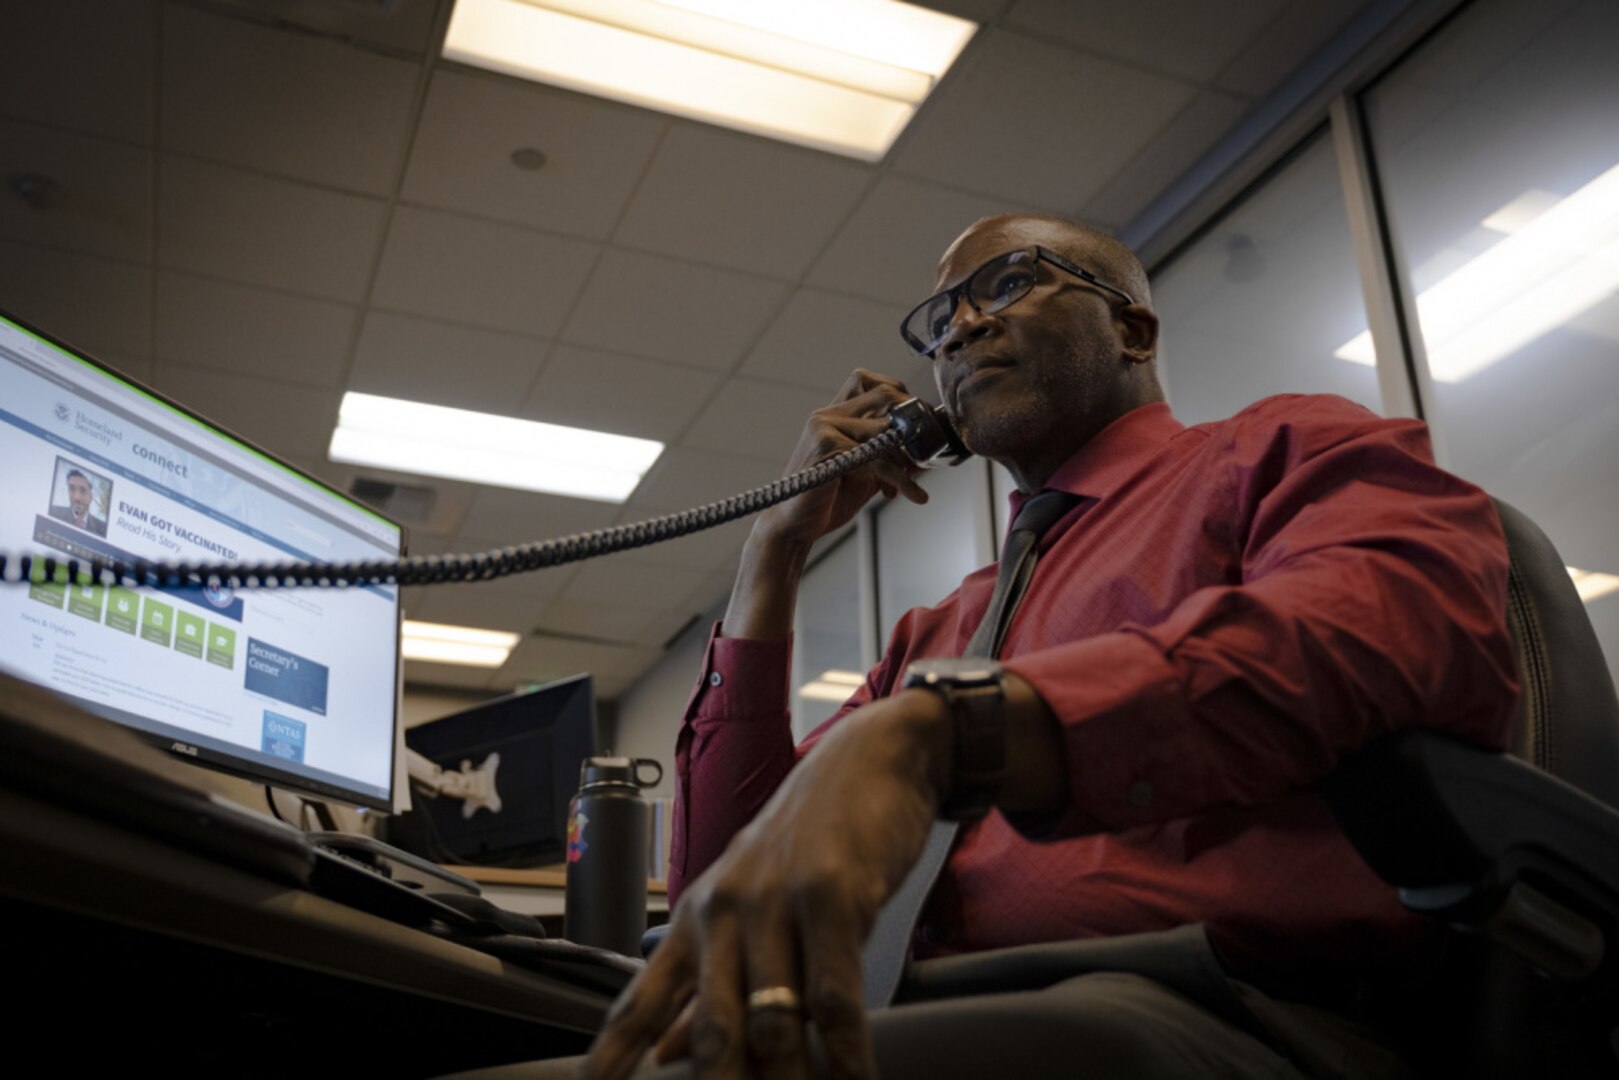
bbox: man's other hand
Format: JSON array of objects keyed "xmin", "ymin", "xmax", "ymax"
[{"xmin": 581, "ymin": 690, "xmax": 952, "ymax": 1080}]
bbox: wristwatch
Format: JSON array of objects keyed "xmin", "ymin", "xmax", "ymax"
[{"xmin": 901, "ymin": 657, "xmax": 1007, "ymax": 821}]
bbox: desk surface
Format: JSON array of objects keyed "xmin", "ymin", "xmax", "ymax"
[
  {"xmin": 0, "ymin": 675, "xmax": 620, "ymax": 1075},
  {"xmin": 1, "ymin": 783, "xmax": 615, "ymax": 1074},
  {"xmin": 450, "ymin": 864, "xmax": 668, "ymax": 894}
]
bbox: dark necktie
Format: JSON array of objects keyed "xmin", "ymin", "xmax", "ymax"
[{"xmin": 861, "ymin": 489, "xmax": 1080, "ymax": 1007}]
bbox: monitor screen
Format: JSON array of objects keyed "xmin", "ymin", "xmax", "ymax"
[
  {"xmin": 0, "ymin": 308, "xmax": 404, "ymax": 810},
  {"xmin": 393, "ymin": 675, "xmax": 597, "ymax": 868}
]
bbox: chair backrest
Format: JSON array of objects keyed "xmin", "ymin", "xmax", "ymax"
[{"xmin": 1492, "ymin": 498, "xmax": 1619, "ymax": 808}]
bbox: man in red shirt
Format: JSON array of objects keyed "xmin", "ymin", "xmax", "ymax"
[{"xmin": 585, "ymin": 215, "xmax": 1517, "ymax": 1078}]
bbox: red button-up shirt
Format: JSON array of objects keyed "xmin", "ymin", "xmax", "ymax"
[{"xmin": 669, "ymin": 395, "xmax": 1518, "ymax": 986}]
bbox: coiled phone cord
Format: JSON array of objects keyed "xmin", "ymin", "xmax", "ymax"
[{"xmin": 0, "ymin": 428, "xmax": 908, "ymax": 593}]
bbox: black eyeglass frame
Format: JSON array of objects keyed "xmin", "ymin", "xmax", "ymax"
[{"xmin": 898, "ymin": 245, "xmax": 1138, "ymax": 357}]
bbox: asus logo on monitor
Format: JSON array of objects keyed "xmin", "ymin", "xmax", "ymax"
[{"xmin": 170, "ymin": 741, "xmax": 199, "ymax": 757}]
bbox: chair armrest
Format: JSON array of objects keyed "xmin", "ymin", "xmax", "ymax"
[{"xmin": 1320, "ymin": 731, "xmax": 1619, "ymax": 982}]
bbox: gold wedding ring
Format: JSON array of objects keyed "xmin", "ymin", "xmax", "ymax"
[{"xmin": 745, "ymin": 986, "xmax": 802, "ymax": 1013}]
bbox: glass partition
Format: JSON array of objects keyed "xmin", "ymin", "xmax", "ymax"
[
  {"xmin": 1152, "ymin": 129, "xmax": 1383, "ymax": 425},
  {"xmin": 1363, "ymin": 0, "xmax": 1619, "ymax": 688}
]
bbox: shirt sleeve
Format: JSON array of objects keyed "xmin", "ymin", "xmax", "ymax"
[
  {"xmin": 666, "ymin": 625, "xmax": 797, "ymax": 901},
  {"xmin": 1003, "ymin": 397, "xmax": 1520, "ymax": 838},
  {"xmin": 667, "ymin": 610, "xmax": 910, "ymax": 902}
]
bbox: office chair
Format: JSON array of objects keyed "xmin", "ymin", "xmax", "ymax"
[{"xmin": 1321, "ymin": 498, "xmax": 1619, "ymax": 1077}]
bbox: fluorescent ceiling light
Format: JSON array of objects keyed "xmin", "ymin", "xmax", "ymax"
[
  {"xmin": 798, "ymin": 668, "xmax": 865, "ymax": 702},
  {"xmin": 1568, "ymin": 566, "xmax": 1619, "ymax": 604},
  {"xmin": 402, "ymin": 620, "xmax": 522, "ymax": 667},
  {"xmin": 329, "ymin": 392, "xmax": 663, "ymax": 503},
  {"xmin": 1335, "ymin": 160, "xmax": 1619, "ymax": 382},
  {"xmin": 443, "ymin": 0, "xmax": 976, "ymax": 161}
]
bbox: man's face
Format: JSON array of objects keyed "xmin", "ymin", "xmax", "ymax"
[
  {"xmin": 67, "ymin": 475, "xmax": 92, "ymax": 517},
  {"xmin": 927, "ymin": 218, "xmax": 1129, "ymax": 467}
]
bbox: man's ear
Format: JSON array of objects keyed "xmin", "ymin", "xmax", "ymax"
[{"xmin": 1117, "ymin": 305, "xmax": 1159, "ymax": 364}]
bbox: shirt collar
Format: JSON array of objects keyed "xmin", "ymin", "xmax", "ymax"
[{"xmin": 1006, "ymin": 401, "xmax": 1184, "ymax": 519}]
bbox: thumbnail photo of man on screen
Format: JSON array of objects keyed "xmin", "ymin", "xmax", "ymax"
[{"xmin": 47, "ymin": 457, "xmax": 111, "ymax": 538}]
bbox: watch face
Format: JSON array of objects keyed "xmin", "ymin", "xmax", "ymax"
[{"xmin": 905, "ymin": 657, "xmax": 1003, "ymax": 687}]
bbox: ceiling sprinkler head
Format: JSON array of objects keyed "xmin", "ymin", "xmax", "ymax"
[
  {"xmin": 7, "ymin": 173, "xmax": 62, "ymax": 211},
  {"xmin": 510, "ymin": 148, "xmax": 548, "ymax": 171}
]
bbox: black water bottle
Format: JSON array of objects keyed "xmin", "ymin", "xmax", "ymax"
[{"xmin": 564, "ymin": 756, "xmax": 663, "ymax": 955}]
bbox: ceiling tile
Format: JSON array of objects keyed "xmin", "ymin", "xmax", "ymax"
[
  {"xmin": 0, "ymin": 122, "xmax": 152, "ymax": 263},
  {"xmin": 559, "ymin": 552, "xmax": 711, "ymax": 611},
  {"xmin": 1005, "ymin": 0, "xmax": 1286, "ymax": 84},
  {"xmin": 402, "ymin": 70, "xmax": 667, "ymax": 241},
  {"xmin": 894, "ymin": 31, "xmax": 1197, "ymax": 212},
  {"xmin": 675, "ymin": 561, "xmax": 746, "ymax": 620},
  {"xmin": 501, "ymin": 634, "xmax": 659, "ymax": 697},
  {"xmin": 456, "ymin": 487, "xmax": 622, "ymax": 553},
  {"xmin": 1214, "ymin": 0, "xmax": 1372, "ymax": 100},
  {"xmin": 625, "ymin": 448, "xmax": 782, "ymax": 514},
  {"xmin": 562, "ymin": 248, "xmax": 786, "ymax": 371},
  {"xmin": 0, "ymin": 0, "xmax": 155, "ymax": 143},
  {"xmin": 519, "ymin": 345, "xmax": 719, "ymax": 442},
  {"xmin": 289, "ymin": 457, "xmax": 481, "ymax": 538},
  {"xmin": 531, "ymin": 599, "xmax": 663, "ymax": 647},
  {"xmin": 682, "ymin": 379, "xmax": 854, "ymax": 463},
  {"xmin": 145, "ymin": 362, "xmax": 341, "ymax": 462},
  {"xmin": 350, "ymin": 310, "xmax": 548, "ymax": 411},
  {"xmin": 920, "ymin": 0, "xmax": 1012, "ymax": 19},
  {"xmin": 156, "ymin": 272, "xmax": 355, "ymax": 389},
  {"xmin": 614, "ymin": 123, "xmax": 873, "ymax": 278},
  {"xmin": 158, "ymin": 156, "xmax": 387, "ymax": 301},
  {"xmin": 371, "ymin": 205, "xmax": 598, "ymax": 337},
  {"xmin": 743, "ymin": 288, "xmax": 914, "ymax": 392},
  {"xmin": 401, "ymin": 660, "xmax": 498, "ymax": 691},
  {"xmin": 98, "ymin": 352, "xmax": 155, "ymax": 384},
  {"xmin": 406, "ymin": 577, "xmax": 565, "ymax": 633},
  {"xmin": 162, "ymin": 5, "xmax": 418, "ymax": 196},
  {"xmin": 0, "ymin": 242, "xmax": 151, "ymax": 357},
  {"xmin": 196, "ymin": 0, "xmax": 444, "ymax": 56},
  {"xmin": 806, "ymin": 176, "xmax": 1035, "ymax": 305},
  {"xmin": 1081, "ymin": 91, "xmax": 1252, "ymax": 231}
]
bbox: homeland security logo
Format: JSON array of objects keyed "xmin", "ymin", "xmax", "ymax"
[{"xmin": 55, "ymin": 403, "xmax": 70, "ymax": 421}]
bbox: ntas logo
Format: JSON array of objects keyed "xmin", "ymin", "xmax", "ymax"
[
  {"xmin": 170, "ymin": 741, "xmax": 199, "ymax": 757},
  {"xmin": 54, "ymin": 403, "xmax": 70, "ymax": 421}
]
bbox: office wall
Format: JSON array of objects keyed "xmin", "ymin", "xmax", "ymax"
[{"xmin": 608, "ymin": 608, "xmax": 715, "ymax": 801}]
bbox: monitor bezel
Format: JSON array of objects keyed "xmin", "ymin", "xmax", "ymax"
[{"xmin": 0, "ymin": 304, "xmax": 408, "ymax": 812}]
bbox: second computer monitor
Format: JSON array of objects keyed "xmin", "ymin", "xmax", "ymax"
[{"xmin": 398, "ymin": 674, "xmax": 597, "ymax": 868}]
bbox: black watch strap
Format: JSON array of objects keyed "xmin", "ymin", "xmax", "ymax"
[{"xmin": 902, "ymin": 659, "xmax": 1006, "ymax": 821}]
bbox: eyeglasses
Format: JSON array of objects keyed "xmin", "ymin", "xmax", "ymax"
[{"xmin": 898, "ymin": 245, "xmax": 1137, "ymax": 357}]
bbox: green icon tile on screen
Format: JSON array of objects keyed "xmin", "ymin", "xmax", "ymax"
[
  {"xmin": 141, "ymin": 597, "xmax": 175, "ymax": 646},
  {"xmin": 66, "ymin": 582, "xmax": 105, "ymax": 621},
  {"xmin": 26, "ymin": 559, "xmax": 66, "ymax": 609},
  {"xmin": 106, "ymin": 588, "xmax": 140, "ymax": 634},
  {"xmin": 175, "ymin": 610, "xmax": 206, "ymax": 658},
  {"xmin": 207, "ymin": 622, "xmax": 237, "ymax": 669}
]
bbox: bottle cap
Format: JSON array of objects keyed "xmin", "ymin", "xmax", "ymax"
[{"xmin": 579, "ymin": 756, "xmax": 663, "ymax": 790}]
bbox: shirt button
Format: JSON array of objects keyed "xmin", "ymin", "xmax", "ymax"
[
  {"xmin": 708, "ymin": 671, "xmax": 724, "ymax": 687},
  {"xmin": 1128, "ymin": 780, "xmax": 1154, "ymax": 808}
]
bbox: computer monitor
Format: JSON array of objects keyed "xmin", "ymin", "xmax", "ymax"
[
  {"xmin": 0, "ymin": 307, "xmax": 404, "ymax": 810},
  {"xmin": 392, "ymin": 675, "xmax": 598, "ymax": 867}
]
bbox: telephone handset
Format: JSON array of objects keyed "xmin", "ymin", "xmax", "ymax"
[
  {"xmin": 888, "ymin": 397, "xmax": 972, "ymax": 469},
  {"xmin": 3, "ymin": 397, "xmax": 972, "ymax": 593}
]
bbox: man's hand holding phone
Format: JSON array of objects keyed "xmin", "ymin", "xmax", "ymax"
[
  {"xmin": 755, "ymin": 369, "xmax": 931, "ymax": 551},
  {"xmin": 723, "ymin": 370, "xmax": 930, "ymax": 643}
]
